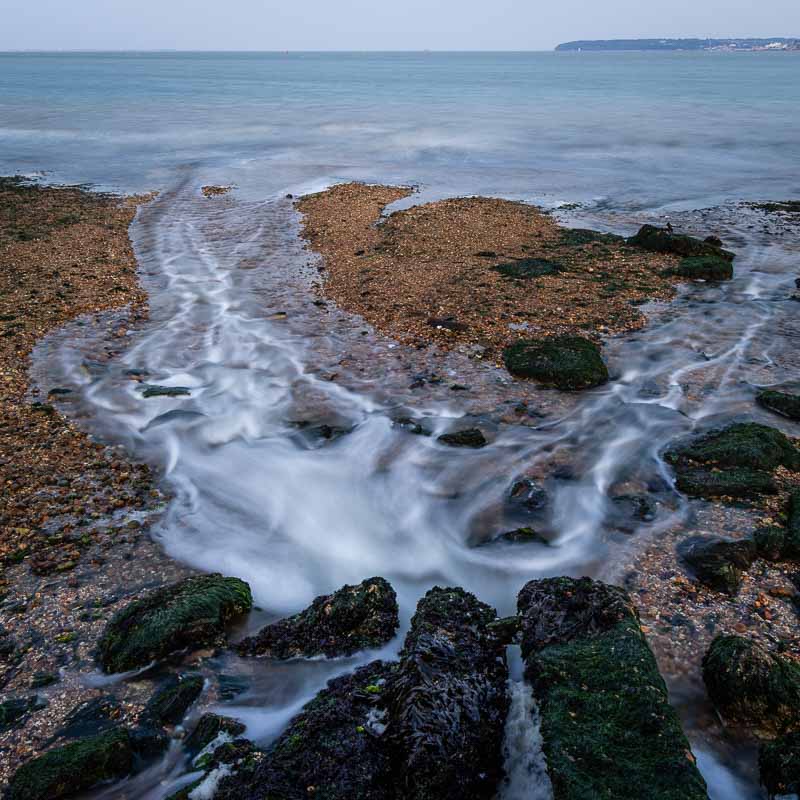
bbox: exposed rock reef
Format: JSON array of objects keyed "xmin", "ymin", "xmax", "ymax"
[{"xmin": 237, "ymin": 577, "xmax": 399, "ymax": 659}]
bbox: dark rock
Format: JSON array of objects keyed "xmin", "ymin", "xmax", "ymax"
[
  {"xmin": 704, "ymin": 235, "xmax": 723, "ymax": 247},
  {"xmin": 786, "ymin": 491, "xmax": 800, "ymax": 559},
  {"xmin": 754, "ymin": 526, "xmax": 787, "ymax": 561},
  {"xmin": 185, "ymin": 713, "xmax": 247, "ymax": 757},
  {"xmin": 144, "ymin": 673, "xmax": 204, "ymax": 726},
  {"xmin": 560, "ymin": 228, "xmax": 625, "ymax": 246},
  {"xmin": 217, "ymin": 673, "xmax": 249, "ymax": 700},
  {"xmin": 216, "ymin": 661, "xmax": 394, "ymax": 800},
  {"xmin": 486, "ymin": 615, "xmax": 521, "ymax": 644},
  {"xmin": 518, "ymin": 577, "xmax": 707, "ymax": 800},
  {"xmin": 383, "ymin": 586, "xmax": 509, "ymax": 800},
  {"xmin": 426, "ymin": 316, "xmax": 468, "ymax": 332},
  {"xmin": 503, "ymin": 336, "xmax": 608, "ymax": 390},
  {"xmin": 702, "ymin": 635, "xmax": 800, "ymax": 732},
  {"xmin": 760, "ymin": 732, "xmax": 800, "ymax": 798},
  {"xmin": 97, "ymin": 574, "xmax": 252, "ymax": 673},
  {"xmin": 665, "ymin": 422, "xmax": 799, "ymax": 500},
  {"xmin": 56, "ymin": 695, "xmax": 121, "ymax": 740},
  {"xmin": 628, "ymin": 224, "xmax": 735, "ymax": 261},
  {"xmin": 30, "ymin": 672, "xmax": 58, "ymax": 689},
  {"xmin": 0, "ymin": 696, "xmax": 46, "ymax": 732},
  {"xmin": 140, "ymin": 385, "xmax": 192, "ymax": 398},
  {"xmin": 671, "ymin": 255, "xmax": 733, "ymax": 281},
  {"xmin": 437, "ymin": 428, "xmax": 487, "ymax": 448},
  {"xmin": 195, "ymin": 737, "xmax": 258, "ymax": 772},
  {"xmin": 679, "ymin": 536, "xmax": 756, "ymax": 595},
  {"xmin": 391, "ymin": 416, "xmax": 431, "ymax": 436},
  {"xmin": 5, "ymin": 728, "xmax": 152, "ymax": 800},
  {"xmin": 237, "ymin": 577, "xmax": 398, "ymax": 659},
  {"xmin": 493, "ymin": 527, "xmax": 551, "ymax": 546},
  {"xmin": 493, "ymin": 258, "xmax": 564, "ymax": 279},
  {"xmin": 757, "ymin": 389, "xmax": 800, "ymax": 422},
  {"xmin": 508, "ymin": 478, "xmax": 549, "ymax": 512},
  {"xmin": 611, "ymin": 493, "xmax": 658, "ymax": 522}
]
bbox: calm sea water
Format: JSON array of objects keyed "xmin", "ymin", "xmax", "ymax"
[{"xmin": 1, "ymin": 51, "xmax": 799, "ymax": 209}]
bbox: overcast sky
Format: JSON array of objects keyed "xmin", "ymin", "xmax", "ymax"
[{"xmin": 2, "ymin": 0, "xmax": 798, "ymax": 51}]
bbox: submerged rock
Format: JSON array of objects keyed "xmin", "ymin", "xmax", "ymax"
[
  {"xmin": 518, "ymin": 577, "xmax": 707, "ymax": 800},
  {"xmin": 384, "ymin": 586, "xmax": 509, "ymax": 800},
  {"xmin": 237, "ymin": 577, "xmax": 398, "ymax": 659},
  {"xmin": 493, "ymin": 527, "xmax": 551, "ymax": 546},
  {"xmin": 507, "ymin": 478, "xmax": 549, "ymax": 512},
  {"xmin": 671, "ymin": 255, "xmax": 733, "ymax": 281},
  {"xmin": 97, "ymin": 574, "xmax": 252, "ymax": 673},
  {"xmin": 5, "ymin": 727, "xmax": 161, "ymax": 800},
  {"xmin": 756, "ymin": 389, "xmax": 800, "ymax": 421},
  {"xmin": 503, "ymin": 336, "xmax": 608, "ymax": 390},
  {"xmin": 665, "ymin": 422, "xmax": 799, "ymax": 500},
  {"xmin": 144, "ymin": 673, "xmax": 204, "ymax": 726},
  {"xmin": 437, "ymin": 428, "xmax": 487, "ymax": 448},
  {"xmin": 216, "ymin": 661, "xmax": 394, "ymax": 800},
  {"xmin": 679, "ymin": 536, "xmax": 756, "ymax": 595},
  {"xmin": 140, "ymin": 385, "xmax": 192, "ymax": 398},
  {"xmin": 702, "ymin": 635, "xmax": 800, "ymax": 732},
  {"xmin": 760, "ymin": 732, "xmax": 800, "ymax": 799},
  {"xmin": 629, "ymin": 224, "xmax": 734, "ymax": 261}
]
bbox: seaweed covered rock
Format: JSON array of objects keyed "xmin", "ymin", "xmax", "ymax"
[
  {"xmin": 216, "ymin": 661, "xmax": 395, "ymax": 800},
  {"xmin": 437, "ymin": 428, "xmax": 487, "ymax": 448},
  {"xmin": 144, "ymin": 673, "xmax": 204, "ymax": 726},
  {"xmin": 671, "ymin": 255, "xmax": 733, "ymax": 281},
  {"xmin": 757, "ymin": 389, "xmax": 800, "ymax": 421},
  {"xmin": 518, "ymin": 577, "xmax": 707, "ymax": 800},
  {"xmin": 629, "ymin": 224, "xmax": 734, "ymax": 261},
  {"xmin": 702, "ymin": 635, "xmax": 800, "ymax": 732},
  {"xmin": 185, "ymin": 713, "xmax": 247, "ymax": 757},
  {"xmin": 493, "ymin": 258, "xmax": 564, "ymax": 279},
  {"xmin": 97, "ymin": 574, "xmax": 252, "ymax": 673},
  {"xmin": 754, "ymin": 526, "xmax": 788, "ymax": 561},
  {"xmin": 678, "ymin": 536, "xmax": 756, "ymax": 595},
  {"xmin": 384, "ymin": 586, "xmax": 509, "ymax": 800},
  {"xmin": 237, "ymin": 577, "xmax": 398, "ymax": 659},
  {"xmin": 503, "ymin": 336, "xmax": 609, "ymax": 390},
  {"xmin": 786, "ymin": 490, "xmax": 800, "ymax": 560},
  {"xmin": 665, "ymin": 422, "xmax": 800, "ymax": 500},
  {"xmin": 5, "ymin": 728, "xmax": 144, "ymax": 800},
  {"xmin": 760, "ymin": 732, "xmax": 800, "ymax": 799}
]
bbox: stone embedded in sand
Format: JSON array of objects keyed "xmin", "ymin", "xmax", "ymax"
[
  {"xmin": 503, "ymin": 336, "xmax": 609, "ymax": 390},
  {"xmin": 385, "ymin": 586, "xmax": 509, "ymax": 800},
  {"xmin": 493, "ymin": 257, "xmax": 564, "ymax": 279},
  {"xmin": 236, "ymin": 577, "xmax": 398, "ymax": 659},
  {"xmin": 560, "ymin": 228, "xmax": 625, "ymax": 246},
  {"xmin": 629, "ymin": 224, "xmax": 735, "ymax": 261},
  {"xmin": 97, "ymin": 574, "xmax": 252, "ymax": 673},
  {"xmin": 145, "ymin": 673, "xmax": 204, "ymax": 726},
  {"xmin": 702, "ymin": 635, "xmax": 800, "ymax": 733},
  {"xmin": 757, "ymin": 389, "xmax": 800, "ymax": 422},
  {"xmin": 0, "ymin": 695, "xmax": 46, "ymax": 733},
  {"xmin": 760, "ymin": 732, "xmax": 800, "ymax": 798},
  {"xmin": 437, "ymin": 428, "xmax": 487, "ymax": 448},
  {"xmin": 518, "ymin": 577, "xmax": 708, "ymax": 800},
  {"xmin": 4, "ymin": 728, "xmax": 154, "ymax": 800},
  {"xmin": 671, "ymin": 255, "xmax": 733, "ymax": 281},
  {"xmin": 665, "ymin": 422, "xmax": 800, "ymax": 500},
  {"xmin": 679, "ymin": 536, "xmax": 756, "ymax": 595}
]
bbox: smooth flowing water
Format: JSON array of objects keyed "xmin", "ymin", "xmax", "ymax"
[{"xmin": 4, "ymin": 51, "xmax": 800, "ymax": 799}]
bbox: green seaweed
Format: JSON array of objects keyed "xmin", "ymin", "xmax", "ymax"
[
  {"xmin": 503, "ymin": 336, "xmax": 608, "ymax": 390},
  {"xmin": 760, "ymin": 732, "xmax": 800, "ymax": 798},
  {"xmin": 671, "ymin": 255, "xmax": 733, "ymax": 281},
  {"xmin": 757, "ymin": 389, "xmax": 800, "ymax": 422}
]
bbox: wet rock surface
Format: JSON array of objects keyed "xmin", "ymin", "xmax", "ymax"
[
  {"xmin": 237, "ymin": 577, "xmax": 399, "ymax": 659},
  {"xmin": 518, "ymin": 577, "xmax": 708, "ymax": 800},
  {"xmin": 143, "ymin": 673, "xmax": 204, "ymax": 726},
  {"xmin": 702, "ymin": 635, "xmax": 800, "ymax": 733},
  {"xmin": 760, "ymin": 731, "xmax": 800, "ymax": 799},
  {"xmin": 670, "ymin": 255, "xmax": 733, "ymax": 281},
  {"xmin": 437, "ymin": 428, "xmax": 488, "ymax": 448},
  {"xmin": 503, "ymin": 336, "xmax": 609, "ymax": 390},
  {"xmin": 97, "ymin": 574, "xmax": 253, "ymax": 673},
  {"xmin": 628, "ymin": 224, "xmax": 735, "ymax": 262},
  {"xmin": 756, "ymin": 389, "xmax": 800, "ymax": 421},
  {"xmin": 679, "ymin": 536, "xmax": 756, "ymax": 595}
]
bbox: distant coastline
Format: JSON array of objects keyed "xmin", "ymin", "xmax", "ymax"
[{"xmin": 556, "ymin": 37, "xmax": 800, "ymax": 52}]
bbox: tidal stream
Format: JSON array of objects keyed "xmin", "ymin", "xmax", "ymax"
[{"xmin": 34, "ymin": 176, "xmax": 800, "ymax": 800}]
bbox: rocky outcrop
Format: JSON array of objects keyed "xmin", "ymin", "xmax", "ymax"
[
  {"xmin": 97, "ymin": 574, "xmax": 252, "ymax": 673},
  {"xmin": 383, "ymin": 587, "xmax": 509, "ymax": 800},
  {"xmin": 702, "ymin": 635, "xmax": 800, "ymax": 733},
  {"xmin": 760, "ymin": 732, "xmax": 800, "ymax": 798},
  {"xmin": 679, "ymin": 536, "xmax": 756, "ymax": 595},
  {"xmin": 670, "ymin": 255, "xmax": 733, "ymax": 281},
  {"xmin": 665, "ymin": 422, "xmax": 799, "ymax": 500},
  {"xmin": 518, "ymin": 577, "xmax": 707, "ymax": 800},
  {"xmin": 756, "ymin": 389, "xmax": 800, "ymax": 421},
  {"xmin": 629, "ymin": 224, "xmax": 734, "ymax": 261},
  {"xmin": 503, "ymin": 336, "xmax": 609, "ymax": 390},
  {"xmin": 219, "ymin": 586, "xmax": 509, "ymax": 800},
  {"xmin": 237, "ymin": 577, "xmax": 398, "ymax": 659}
]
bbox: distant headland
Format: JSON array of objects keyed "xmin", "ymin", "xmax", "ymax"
[{"xmin": 556, "ymin": 38, "xmax": 799, "ymax": 52}]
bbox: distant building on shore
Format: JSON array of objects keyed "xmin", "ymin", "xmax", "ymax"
[{"xmin": 556, "ymin": 38, "xmax": 800, "ymax": 52}]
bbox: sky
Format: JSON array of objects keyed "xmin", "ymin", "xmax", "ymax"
[{"xmin": 2, "ymin": 0, "xmax": 799, "ymax": 51}]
